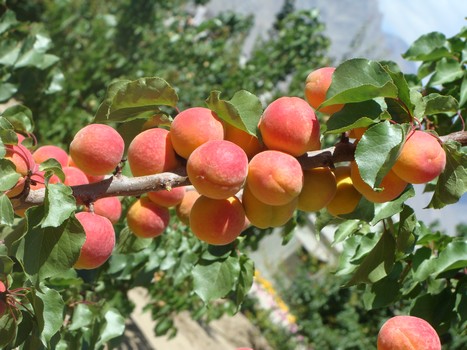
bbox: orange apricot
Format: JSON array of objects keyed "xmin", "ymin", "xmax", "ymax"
[
  {"xmin": 33, "ymin": 145, "xmax": 69, "ymax": 167},
  {"xmin": 187, "ymin": 140, "xmax": 248, "ymax": 199},
  {"xmin": 175, "ymin": 190, "xmax": 201, "ymax": 225},
  {"xmin": 170, "ymin": 107, "xmax": 224, "ymax": 159},
  {"xmin": 74, "ymin": 212, "xmax": 115, "ymax": 270},
  {"xmin": 88, "ymin": 197, "xmax": 122, "ymax": 224},
  {"xmin": 246, "ymin": 150, "xmax": 303, "ymax": 206},
  {"xmin": 304, "ymin": 66, "xmax": 344, "ymax": 115},
  {"xmin": 148, "ymin": 186, "xmax": 186, "ymax": 208},
  {"xmin": 224, "ymin": 123, "xmax": 263, "ymax": 159},
  {"xmin": 69, "ymin": 124, "xmax": 124, "ymax": 176},
  {"xmin": 259, "ymin": 96, "xmax": 321, "ymax": 156},
  {"xmin": 326, "ymin": 166, "xmax": 362, "ymax": 217},
  {"xmin": 5, "ymin": 144, "xmax": 35, "ymax": 176},
  {"xmin": 126, "ymin": 197, "xmax": 170, "ymax": 238},
  {"xmin": 298, "ymin": 167, "xmax": 337, "ymax": 212},
  {"xmin": 189, "ymin": 195, "xmax": 246, "ymax": 246}
]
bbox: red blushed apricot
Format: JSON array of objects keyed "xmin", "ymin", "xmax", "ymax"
[
  {"xmin": 170, "ymin": 107, "xmax": 224, "ymax": 159},
  {"xmin": 69, "ymin": 124, "xmax": 124, "ymax": 176},
  {"xmin": 69, "ymin": 156, "xmax": 106, "ymax": 183},
  {"xmin": 148, "ymin": 186, "xmax": 186, "ymax": 208},
  {"xmin": 298, "ymin": 167, "xmax": 337, "ymax": 212},
  {"xmin": 33, "ymin": 145, "xmax": 69, "ymax": 167},
  {"xmin": 377, "ymin": 315, "xmax": 441, "ymax": 350},
  {"xmin": 247, "ymin": 150, "xmax": 303, "ymax": 206},
  {"xmin": 224, "ymin": 123, "xmax": 264, "ymax": 159},
  {"xmin": 351, "ymin": 161, "xmax": 408, "ymax": 203},
  {"xmin": 5, "ymin": 144, "xmax": 35, "ymax": 176},
  {"xmin": 74, "ymin": 212, "xmax": 115, "ymax": 270},
  {"xmin": 126, "ymin": 197, "xmax": 170, "ymax": 238},
  {"xmin": 127, "ymin": 128, "xmax": 180, "ymax": 177},
  {"xmin": 241, "ymin": 185, "xmax": 297, "ymax": 229},
  {"xmin": 175, "ymin": 190, "xmax": 201, "ymax": 225},
  {"xmin": 392, "ymin": 130, "xmax": 446, "ymax": 184},
  {"xmin": 187, "ymin": 140, "xmax": 248, "ymax": 200},
  {"xmin": 190, "ymin": 195, "xmax": 246, "ymax": 245},
  {"xmin": 304, "ymin": 67, "xmax": 344, "ymax": 115},
  {"xmin": 87, "ymin": 197, "xmax": 122, "ymax": 224},
  {"xmin": 259, "ymin": 97, "xmax": 321, "ymax": 156},
  {"xmin": 326, "ymin": 166, "xmax": 362, "ymax": 217}
]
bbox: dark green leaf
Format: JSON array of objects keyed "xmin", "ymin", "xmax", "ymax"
[
  {"xmin": 423, "ymin": 93, "xmax": 459, "ymax": 115},
  {"xmin": 362, "ymin": 263, "xmax": 402, "ymax": 309},
  {"xmin": 428, "ymin": 142, "xmax": 467, "ymax": 208},
  {"xmin": 39, "ymin": 159, "xmax": 65, "ymax": 183},
  {"xmin": 371, "ymin": 186, "xmax": 415, "ymax": 225},
  {"xmin": 321, "ymin": 58, "xmax": 398, "ymax": 107},
  {"xmin": 0, "ymin": 105, "xmax": 34, "ymax": 134},
  {"xmin": 94, "ymin": 77, "xmax": 178, "ymax": 123},
  {"xmin": 340, "ymin": 196, "xmax": 375, "ymax": 222},
  {"xmin": 205, "ymin": 90, "xmax": 263, "ymax": 135},
  {"xmin": 69, "ymin": 303, "xmax": 93, "ymax": 331},
  {"xmin": 402, "ymin": 32, "xmax": 450, "ymax": 61},
  {"xmin": 0, "ymin": 312, "xmax": 17, "ymax": 348},
  {"xmin": 460, "ymin": 74, "xmax": 467, "ymax": 107},
  {"xmin": 36, "ymin": 286, "xmax": 65, "ymax": 346},
  {"xmin": 235, "ymin": 254, "xmax": 254, "ymax": 307},
  {"xmin": 396, "ymin": 205, "xmax": 417, "ymax": 255},
  {"xmin": 0, "ymin": 83, "xmax": 17, "ymax": 102},
  {"xmin": 0, "ymin": 10, "xmax": 18, "ymax": 35},
  {"xmin": 116, "ymin": 227, "xmax": 152, "ymax": 254},
  {"xmin": 0, "ymin": 255, "xmax": 14, "ymax": 274},
  {"xmin": 0, "ymin": 159, "xmax": 21, "ymax": 191},
  {"xmin": 325, "ymin": 100, "xmax": 383, "ymax": 134},
  {"xmin": 334, "ymin": 220, "xmax": 361, "ymax": 244},
  {"xmin": 42, "ymin": 183, "xmax": 76, "ymax": 228}
]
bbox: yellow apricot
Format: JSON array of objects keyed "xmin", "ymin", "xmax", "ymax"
[
  {"xmin": 126, "ymin": 197, "xmax": 170, "ymax": 238},
  {"xmin": 326, "ymin": 166, "xmax": 362, "ymax": 217},
  {"xmin": 175, "ymin": 190, "xmax": 201, "ymax": 225},
  {"xmin": 298, "ymin": 167, "xmax": 337, "ymax": 212}
]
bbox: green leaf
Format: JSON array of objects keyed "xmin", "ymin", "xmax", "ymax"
[
  {"xmin": 383, "ymin": 64, "xmax": 417, "ymax": 117},
  {"xmin": 346, "ymin": 230, "xmax": 396, "ymax": 286},
  {"xmin": 355, "ymin": 121, "xmax": 406, "ymax": 188},
  {"xmin": 396, "ymin": 205, "xmax": 418, "ymax": 255},
  {"xmin": 94, "ymin": 77, "xmax": 178, "ymax": 123},
  {"xmin": 0, "ymin": 159, "xmax": 21, "ymax": 191},
  {"xmin": 69, "ymin": 303, "xmax": 93, "ymax": 331},
  {"xmin": 0, "ymin": 10, "xmax": 19, "ymax": 35},
  {"xmin": 35, "ymin": 286, "xmax": 65, "ymax": 346},
  {"xmin": 21, "ymin": 207, "xmax": 85, "ymax": 280},
  {"xmin": 334, "ymin": 220, "xmax": 361, "ymax": 244},
  {"xmin": 0, "ymin": 104, "xmax": 34, "ymax": 134},
  {"xmin": 371, "ymin": 186, "xmax": 415, "ymax": 225},
  {"xmin": 428, "ymin": 58, "xmax": 464, "ymax": 86},
  {"xmin": 235, "ymin": 254, "xmax": 254, "ymax": 307},
  {"xmin": 428, "ymin": 142, "xmax": 467, "ymax": 209},
  {"xmin": 95, "ymin": 308, "xmax": 125, "ymax": 348},
  {"xmin": 423, "ymin": 93, "xmax": 459, "ymax": 115},
  {"xmin": 192, "ymin": 256, "xmax": 240, "ymax": 303},
  {"xmin": 42, "ymin": 183, "xmax": 76, "ymax": 228},
  {"xmin": 0, "ymin": 194, "xmax": 14, "ymax": 226},
  {"xmin": 39, "ymin": 158, "xmax": 65, "ymax": 183},
  {"xmin": 321, "ymin": 58, "xmax": 398, "ymax": 107},
  {"xmin": 0, "ymin": 312, "xmax": 17, "ymax": 348},
  {"xmin": 362, "ymin": 263, "xmax": 402, "ymax": 309},
  {"xmin": 205, "ymin": 90, "xmax": 263, "ymax": 135},
  {"xmin": 402, "ymin": 32, "xmax": 450, "ymax": 61},
  {"xmin": 459, "ymin": 74, "xmax": 467, "ymax": 107},
  {"xmin": 414, "ymin": 240, "xmax": 467, "ymax": 282},
  {"xmin": 325, "ymin": 100, "xmax": 383, "ymax": 134},
  {"xmin": 0, "ymin": 83, "xmax": 17, "ymax": 102}
]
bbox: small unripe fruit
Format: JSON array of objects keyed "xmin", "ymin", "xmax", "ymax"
[
  {"xmin": 187, "ymin": 140, "xmax": 248, "ymax": 199},
  {"xmin": 259, "ymin": 96, "xmax": 321, "ymax": 156},
  {"xmin": 170, "ymin": 107, "xmax": 224, "ymax": 159},
  {"xmin": 74, "ymin": 212, "xmax": 115, "ymax": 270},
  {"xmin": 190, "ymin": 195, "xmax": 246, "ymax": 245},
  {"xmin": 126, "ymin": 197, "xmax": 170, "ymax": 238},
  {"xmin": 304, "ymin": 66, "xmax": 344, "ymax": 115},
  {"xmin": 69, "ymin": 124, "xmax": 124, "ymax": 176}
]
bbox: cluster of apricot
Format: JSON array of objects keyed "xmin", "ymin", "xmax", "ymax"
[{"xmin": 4, "ymin": 66, "xmax": 447, "ymax": 271}]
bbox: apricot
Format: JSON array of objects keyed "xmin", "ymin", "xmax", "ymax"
[
  {"xmin": 351, "ymin": 161, "xmax": 407, "ymax": 203},
  {"xmin": 298, "ymin": 167, "xmax": 337, "ymax": 212},
  {"xmin": 33, "ymin": 145, "xmax": 69, "ymax": 167},
  {"xmin": 241, "ymin": 184, "xmax": 297, "ymax": 229},
  {"xmin": 5, "ymin": 144, "xmax": 35, "ymax": 176},
  {"xmin": 62, "ymin": 166, "xmax": 90, "ymax": 186},
  {"xmin": 247, "ymin": 150, "xmax": 303, "ymax": 206},
  {"xmin": 69, "ymin": 124, "xmax": 124, "ymax": 176},
  {"xmin": 224, "ymin": 123, "xmax": 263, "ymax": 159},
  {"xmin": 68, "ymin": 156, "xmax": 106, "ymax": 183},
  {"xmin": 127, "ymin": 127, "xmax": 180, "ymax": 177},
  {"xmin": 259, "ymin": 96, "xmax": 321, "ymax": 156},
  {"xmin": 349, "ymin": 127, "xmax": 367, "ymax": 140},
  {"xmin": 304, "ymin": 66, "xmax": 344, "ymax": 115},
  {"xmin": 392, "ymin": 130, "xmax": 446, "ymax": 184},
  {"xmin": 126, "ymin": 197, "xmax": 170, "ymax": 238},
  {"xmin": 187, "ymin": 140, "xmax": 248, "ymax": 199},
  {"xmin": 175, "ymin": 190, "xmax": 201, "ymax": 225},
  {"xmin": 326, "ymin": 166, "xmax": 362, "ymax": 217},
  {"xmin": 74, "ymin": 212, "xmax": 115, "ymax": 270},
  {"xmin": 88, "ymin": 197, "xmax": 122, "ymax": 224},
  {"xmin": 148, "ymin": 186, "xmax": 186, "ymax": 208},
  {"xmin": 190, "ymin": 195, "xmax": 246, "ymax": 245},
  {"xmin": 377, "ymin": 315, "xmax": 441, "ymax": 350},
  {"xmin": 170, "ymin": 107, "xmax": 224, "ymax": 159}
]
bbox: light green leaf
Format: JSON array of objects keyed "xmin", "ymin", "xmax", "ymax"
[
  {"xmin": 42, "ymin": 183, "xmax": 76, "ymax": 228},
  {"xmin": 36, "ymin": 286, "xmax": 65, "ymax": 346},
  {"xmin": 334, "ymin": 220, "xmax": 361, "ymax": 244},
  {"xmin": 205, "ymin": 90, "xmax": 263, "ymax": 135},
  {"xmin": 371, "ymin": 186, "xmax": 415, "ymax": 225},
  {"xmin": 69, "ymin": 303, "xmax": 93, "ymax": 331},
  {"xmin": 428, "ymin": 58, "xmax": 464, "ymax": 86},
  {"xmin": 321, "ymin": 58, "xmax": 398, "ymax": 107},
  {"xmin": 96, "ymin": 308, "xmax": 126, "ymax": 348},
  {"xmin": 0, "ymin": 83, "xmax": 17, "ymax": 102},
  {"xmin": 0, "ymin": 159, "xmax": 20, "ymax": 191},
  {"xmin": 0, "ymin": 194, "xmax": 14, "ymax": 226},
  {"xmin": 459, "ymin": 74, "xmax": 467, "ymax": 107},
  {"xmin": 0, "ymin": 10, "xmax": 19, "ymax": 35},
  {"xmin": 423, "ymin": 93, "xmax": 459, "ymax": 115},
  {"xmin": 402, "ymin": 32, "xmax": 450, "ymax": 61},
  {"xmin": 0, "ymin": 104, "xmax": 34, "ymax": 134}
]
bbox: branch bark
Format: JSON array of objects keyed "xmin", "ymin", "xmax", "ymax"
[{"xmin": 10, "ymin": 130, "xmax": 467, "ymax": 211}]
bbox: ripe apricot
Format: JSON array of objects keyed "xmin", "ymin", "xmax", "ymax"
[
  {"xmin": 349, "ymin": 127, "xmax": 367, "ymax": 140},
  {"xmin": 350, "ymin": 161, "xmax": 407, "ymax": 203},
  {"xmin": 259, "ymin": 96, "xmax": 321, "ymax": 156},
  {"xmin": 304, "ymin": 66, "xmax": 344, "ymax": 115},
  {"xmin": 5, "ymin": 144, "xmax": 35, "ymax": 176},
  {"xmin": 69, "ymin": 124, "xmax": 124, "ymax": 176},
  {"xmin": 126, "ymin": 197, "xmax": 170, "ymax": 238},
  {"xmin": 241, "ymin": 184, "xmax": 297, "ymax": 229},
  {"xmin": 87, "ymin": 197, "xmax": 122, "ymax": 224},
  {"xmin": 170, "ymin": 107, "xmax": 224, "ymax": 159},
  {"xmin": 392, "ymin": 130, "xmax": 446, "ymax": 184},
  {"xmin": 148, "ymin": 186, "xmax": 186, "ymax": 208},
  {"xmin": 62, "ymin": 166, "xmax": 90, "ymax": 186},
  {"xmin": 326, "ymin": 166, "xmax": 362, "ymax": 217},
  {"xmin": 377, "ymin": 315, "xmax": 441, "ymax": 350},
  {"xmin": 175, "ymin": 190, "xmax": 201, "ymax": 225},
  {"xmin": 33, "ymin": 145, "xmax": 69, "ymax": 167},
  {"xmin": 187, "ymin": 140, "xmax": 248, "ymax": 199},
  {"xmin": 127, "ymin": 128, "xmax": 180, "ymax": 177},
  {"xmin": 298, "ymin": 167, "xmax": 337, "ymax": 212},
  {"xmin": 74, "ymin": 212, "xmax": 115, "ymax": 270},
  {"xmin": 247, "ymin": 150, "xmax": 303, "ymax": 206},
  {"xmin": 190, "ymin": 195, "xmax": 246, "ymax": 246},
  {"xmin": 224, "ymin": 123, "xmax": 263, "ymax": 159}
]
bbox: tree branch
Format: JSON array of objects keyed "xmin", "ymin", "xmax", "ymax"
[{"xmin": 10, "ymin": 130, "xmax": 467, "ymax": 211}]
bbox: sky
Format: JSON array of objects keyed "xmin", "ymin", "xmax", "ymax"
[{"xmin": 378, "ymin": 0, "xmax": 467, "ymax": 45}]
